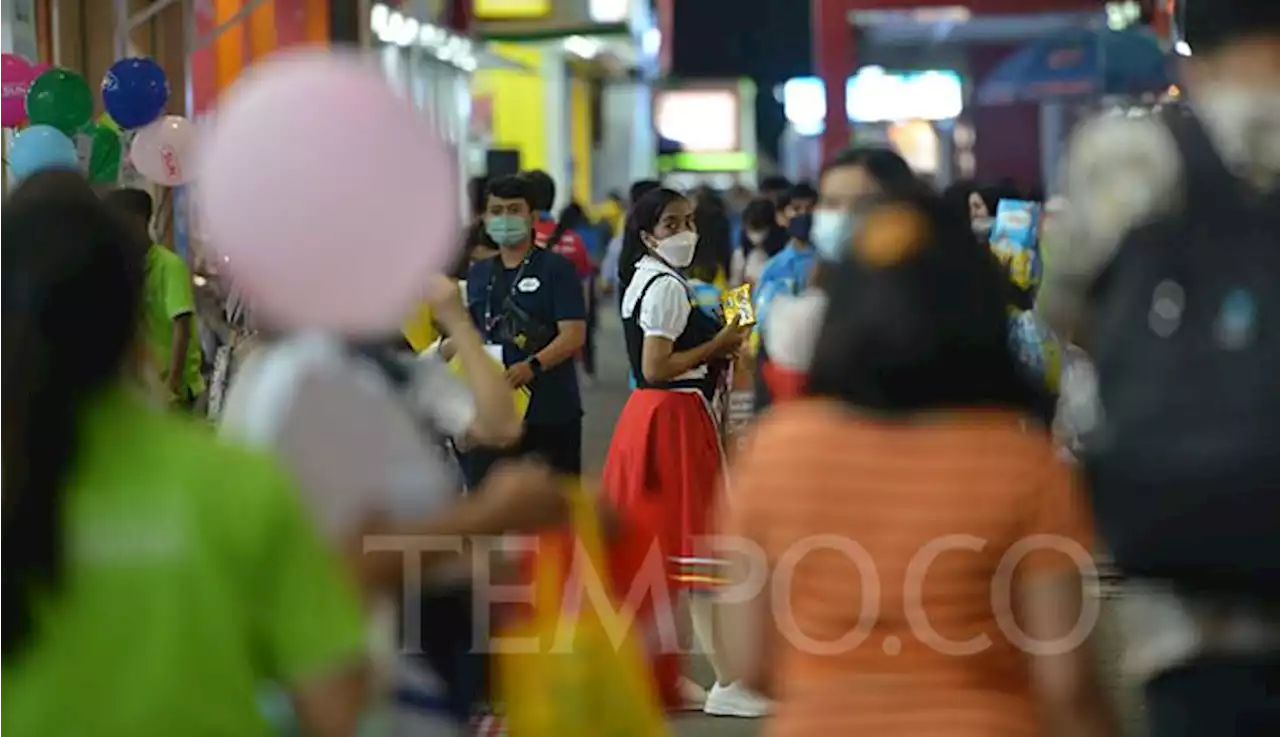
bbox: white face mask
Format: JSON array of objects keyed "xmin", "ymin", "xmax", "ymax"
[
  {"xmin": 649, "ymin": 230, "xmax": 699, "ymax": 268},
  {"xmin": 810, "ymin": 209, "xmax": 853, "ymax": 262}
]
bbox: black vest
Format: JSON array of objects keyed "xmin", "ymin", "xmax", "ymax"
[
  {"xmin": 1084, "ymin": 106, "xmax": 1280, "ymax": 594},
  {"xmin": 624, "ymin": 272, "xmax": 725, "ymax": 401}
]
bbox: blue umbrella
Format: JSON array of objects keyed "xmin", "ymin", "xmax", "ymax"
[{"xmin": 978, "ymin": 26, "xmax": 1173, "ymax": 105}]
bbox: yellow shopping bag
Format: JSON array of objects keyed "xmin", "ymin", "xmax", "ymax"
[
  {"xmin": 497, "ymin": 489, "xmax": 668, "ymax": 737},
  {"xmin": 445, "ymin": 353, "xmax": 530, "ymax": 419}
]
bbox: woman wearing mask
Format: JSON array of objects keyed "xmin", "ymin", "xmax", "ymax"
[
  {"xmin": 719, "ymin": 192, "xmax": 1117, "ymax": 737},
  {"xmin": 3, "ymin": 172, "xmax": 369, "ymax": 737},
  {"xmin": 729, "ymin": 197, "xmax": 784, "ymax": 286},
  {"xmin": 759, "ymin": 147, "xmax": 920, "ymax": 404},
  {"xmin": 942, "ymin": 179, "xmax": 999, "ymax": 242},
  {"xmin": 601, "ymin": 188, "xmax": 762, "ymax": 717}
]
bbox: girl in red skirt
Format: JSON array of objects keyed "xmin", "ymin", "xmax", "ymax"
[{"xmin": 601, "ymin": 188, "xmax": 767, "ymax": 718}]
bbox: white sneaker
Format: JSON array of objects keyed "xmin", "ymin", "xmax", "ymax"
[{"xmin": 702, "ymin": 681, "xmax": 771, "ymax": 718}]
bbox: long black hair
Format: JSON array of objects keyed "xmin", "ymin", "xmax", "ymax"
[
  {"xmin": 617, "ymin": 187, "xmax": 687, "ymax": 290},
  {"xmin": 690, "ymin": 199, "xmax": 732, "ymax": 284},
  {"xmin": 738, "ymin": 197, "xmax": 787, "ymax": 259},
  {"xmin": 807, "ymin": 190, "xmax": 1045, "ymax": 417},
  {"xmin": 2, "ymin": 171, "xmax": 147, "ymax": 657}
]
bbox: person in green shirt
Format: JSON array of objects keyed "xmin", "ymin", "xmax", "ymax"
[
  {"xmin": 3, "ymin": 171, "xmax": 369, "ymax": 737},
  {"xmin": 104, "ymin": 187, "xmax": 206, "ymax": 408}
]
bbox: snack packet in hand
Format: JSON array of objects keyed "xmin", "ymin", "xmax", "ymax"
[{"xmin": 720, "ymin": 284, "xmax": 756, "ymax": 326}]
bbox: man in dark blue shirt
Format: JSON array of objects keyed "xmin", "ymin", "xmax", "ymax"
[{"xmin": 465, "ymin": 175, "xmax": 587, "ymax": 477}]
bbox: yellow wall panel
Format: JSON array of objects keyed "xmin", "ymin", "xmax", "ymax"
[
  {"xmin": 569, "ymin": 75, "xmax": 592, "ymax": 205},
  {"xmin": 472, "ymin": 42, "xmax": 546, "ymax": 172}
]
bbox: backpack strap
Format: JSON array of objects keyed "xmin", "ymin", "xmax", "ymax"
[{"xmin": 1161, "ymin": 105, "xmax": 1252, "ymax": 209}]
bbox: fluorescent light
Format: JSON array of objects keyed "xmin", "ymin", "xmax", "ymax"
[
  {"xmin": 845, "ymin": 68, "xmax": 963, "ymax": 123},
  {"xmin": 589, "ymin": 0, "xmax": 629, "ymax": 24},
  {"xmin": 564, "ymin": 35, "xmax": 602, "ymax": 59},
  {"xmin": 782, "ymin": 76, "xmax": 826, "ymax": 137}
]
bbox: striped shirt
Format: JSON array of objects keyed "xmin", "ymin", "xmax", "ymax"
[{"xmin": 722, "ymin": 400, "xmax": 1094, "ymax": 737}]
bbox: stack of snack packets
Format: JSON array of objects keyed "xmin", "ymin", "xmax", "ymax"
[{"xmin": 989, "ymin": 199, "xmax": 1044, "ymax": 293}]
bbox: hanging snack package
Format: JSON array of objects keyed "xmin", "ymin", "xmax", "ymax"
[
  {"xmin": 988, "ymin": 199, "xmax": 1043, "ymax": 293},
  {"xmin": 720, "ymin": 284, "xmax": 756, "ymax": 326}
]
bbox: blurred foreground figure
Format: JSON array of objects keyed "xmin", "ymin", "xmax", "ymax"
[
  {"xmin": 720, "ymin": 193, "xmax": 1118, "ymax": 737},
  {"xmin": 1040, "ymin": 1, "xmax": 1280, "ymax": 733},
  {"xmin": 2, "ymin": 171, "xmax": 369, "ymax": 737}
]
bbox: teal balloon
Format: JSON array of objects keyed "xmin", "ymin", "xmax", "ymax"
[{"xmin": 9, "ymin": 124, "xmax": 79, "ymax": 179}]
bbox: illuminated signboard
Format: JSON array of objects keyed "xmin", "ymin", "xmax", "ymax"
[
  {"xmin": 845, "ymin": 67, "xmax": 963, "ymax": 123},
  {"xmin": 473, "ymin": 0, "xmax": 552, "ymax": 20},
  {"xmin": 782, "ymin": 69, "xmax": 964, "ymax": 135},
  {"xmin": 654, "ymin": 89, "xmax": 740, "ymax": 153}
]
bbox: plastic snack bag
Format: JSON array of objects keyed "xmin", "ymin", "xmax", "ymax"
[
  {"xmin": 497, "ymin": 487, "xmax": 668, "ymax": 737},
  {"xmin": 720, "ymin": 283, "xmax": 756, "ymax": 326},
  {"xmin": 989, "ymin": 199, "xmax": 1044, "ymax": 292}
]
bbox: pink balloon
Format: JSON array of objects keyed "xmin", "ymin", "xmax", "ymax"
[
  {"xmin": 197, "ymin": 49, "xmax": 458, "ymax": 335},
  {"xmin": 130, "ymin": 115, "xmax": 196, "ymax": 186},
  {"xmin": 1, "ymin": 54, "xmax": 36, "ymax": 128}
]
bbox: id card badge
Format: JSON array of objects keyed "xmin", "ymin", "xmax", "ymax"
[{"xmin": 484, "ymin": 343, "xmax": 505, "ymax": 365}]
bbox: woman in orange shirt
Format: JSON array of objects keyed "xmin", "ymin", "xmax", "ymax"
[{"xmin": 718, "ymin": 193, "xmax": 1118, "ymax": 737}]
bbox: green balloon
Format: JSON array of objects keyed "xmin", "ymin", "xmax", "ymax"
[
  {"xmin": 83, "ymin": 120, "xmax": 122, "ymax": 184},
  {"xmin": 26, "ymin": 67, "xmax": 94, "ymax": 136}
]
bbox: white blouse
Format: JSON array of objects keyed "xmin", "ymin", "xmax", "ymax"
[{"xmin": 622, "ymin": 255, "xmax": 707, "ymax": 383}]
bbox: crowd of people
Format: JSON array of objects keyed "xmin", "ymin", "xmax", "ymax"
[{"xmin": 4, "ymin": 4, "xmax": 1278, "ymax": 737}]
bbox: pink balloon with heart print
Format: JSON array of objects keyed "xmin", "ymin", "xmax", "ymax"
[
  {"xmin": 1, "ymin": 54, "xmax": 38, "ymax": 128},
  {"xmin": 130, "ymin": 115, "xmax": 196, "ymax": 186}
]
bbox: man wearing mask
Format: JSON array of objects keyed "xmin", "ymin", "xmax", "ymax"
[
  {"xmin": 1038, "ymin": 2, "xmax": 1280, "ymax": 734},
  {"xmin": 750, "ymin": 183, "xmax": 818, "ymax": 410},
  {"xmin": 464, "ymin": 175, "xmax": 588, "ymax": 479}
]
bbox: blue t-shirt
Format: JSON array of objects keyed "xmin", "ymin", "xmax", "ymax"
[
  {"xmin": 753, "ymin": 242, "xmax": 819, "ymax": 350},
  {"xmin": 467, "ymin": 248, "xmax": 587, "ymax": 425}
]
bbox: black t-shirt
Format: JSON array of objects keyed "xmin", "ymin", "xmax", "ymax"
[{"xmin": 466, "ymin": 248, "xmax": 587, "ymax": 425}]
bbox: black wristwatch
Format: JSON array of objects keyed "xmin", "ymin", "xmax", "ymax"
[{"xmin": 527, "ymin": 355, "xmax": 544, "ymax": 375}]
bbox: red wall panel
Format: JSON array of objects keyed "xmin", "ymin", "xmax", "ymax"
[{"xmin": 966, "ymin": 42, "xmax": 1041, "ymax": 190}]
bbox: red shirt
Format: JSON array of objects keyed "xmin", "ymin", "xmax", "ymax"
[{"xmin": 534, "ymin": 218, "xmax": 592, "ymax": 278}]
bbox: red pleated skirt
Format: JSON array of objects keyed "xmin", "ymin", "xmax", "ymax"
[{"xmin": 601, "ymin": 388, "xmax": 726, "ymax": 711}]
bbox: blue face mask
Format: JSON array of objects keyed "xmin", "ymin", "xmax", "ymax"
[
  {"xmin": 810, "ymin": 209, "xmax": 854, "ymax": 262},
  {"xmin": 788, "ymin": 212, "xmax": 814, "ymax": 242},
  {"xmin": 485, "ymin": 214, "xmax": 529, "ymax": 247}
]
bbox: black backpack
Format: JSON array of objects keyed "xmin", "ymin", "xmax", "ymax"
[{"xmin": 1083, "ymin": 106, "xmax": 1280, "ymax": 597}]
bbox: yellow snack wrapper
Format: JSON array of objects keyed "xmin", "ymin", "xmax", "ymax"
[{"xmin": 720, "ymin": 284, "xmax": 756, "ymax": 326}]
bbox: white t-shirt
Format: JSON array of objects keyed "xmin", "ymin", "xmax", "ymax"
[
  {"xmin": 220, "ymin": 332, "xmax": 473, "ymax": 736},
  {"xmin": 220, "ymin": 332, "xmax": 474, "ymax": 539},
  {"xmin": 761, "ymin": 290, "xmax": 828, "ymax": 371},
  {"xmin": 731, "ymin": 247, "xmax": 770, "ymax": 286},
  {"xmin": 621, "ymin": 255, "xmax": 706, "ymax": 383}
]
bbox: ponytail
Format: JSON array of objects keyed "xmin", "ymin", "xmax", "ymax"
[
  {"xmin": 2, "ymin": 172, "xmax": 145, "ymax": 657},
  {"xmin": 619, "ymin": 187, "xmax": 687, "ymax": 291}
]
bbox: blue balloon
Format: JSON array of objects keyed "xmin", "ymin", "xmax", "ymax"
[
  {"xmin": 9, "ymin": 124, "xmax": 79, "ymax": 179},
  {"xmin": 102, "ymin": 57, "xmax": 170, "ymax": 129}
]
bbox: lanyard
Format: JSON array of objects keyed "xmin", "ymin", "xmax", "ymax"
[{"xmin": 483, "ymin": 249, "xmax": 536, "ymax": 335}]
